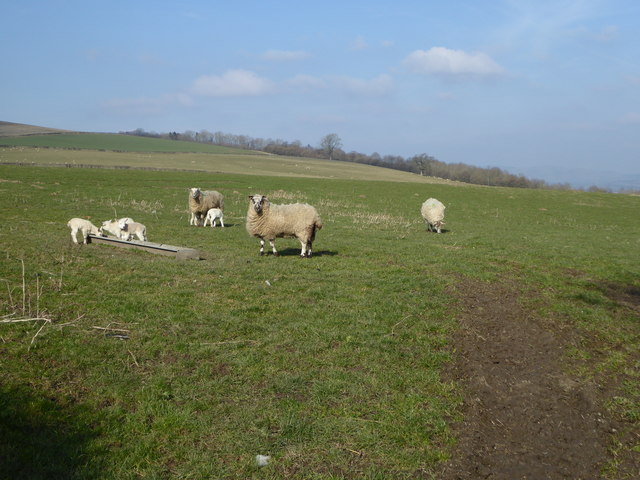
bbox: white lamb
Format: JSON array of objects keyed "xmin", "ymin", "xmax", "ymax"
[
  {"xmin": 99, "ymin": 217, "xmax": 134, "ymax": 240},
  {"xmin": 246, "ymin": 194, "xmax": 322, "ymax": 258},
  {"xmin": 119, "ymin": 220, "xmax": 147, "ymax": 241},
  {"xmin": 203, "ymin": 208, "xmax": 224, "ymax": 227},
  {"xmin": 67, "ymin": 218, "xmax": 100, "ymax": 244},
  {"xmin": 421, "ymin": 198, "xmax": 446, "ymax": 233}
]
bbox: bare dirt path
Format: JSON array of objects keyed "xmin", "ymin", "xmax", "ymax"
[{"xmin": 439, "ymin": 278, "xmax": 619, "ymax": 479}]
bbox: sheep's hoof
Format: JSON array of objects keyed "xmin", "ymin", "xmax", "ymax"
[
  {"xmin": 273, "ymin": 252, "xmax": 280, "ymax": 257},
  {"xmin": 259, "ymin": 252, "xmax": 264, "ymax": 256}
]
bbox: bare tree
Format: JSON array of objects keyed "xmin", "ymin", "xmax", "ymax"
[
  {"xmin": 411, "ymin": 153, "xmax": 437, "ymax": 176},
  {"xmin": 319, "ymin": 133, "xmax": 342, "ymax": 160}
]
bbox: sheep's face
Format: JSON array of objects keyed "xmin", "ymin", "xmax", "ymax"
[
  {"xmin": 249, "ymin": 195, "xmax": 268, "ymax": 214},
  {"xmin": 190, "ymin": 188, "xmax": 201, "ymax": 199}
]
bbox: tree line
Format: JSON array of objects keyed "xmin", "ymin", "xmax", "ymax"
[{"xmin": 121, "ymin": 128, "xmax": 609, "ymax": 191}]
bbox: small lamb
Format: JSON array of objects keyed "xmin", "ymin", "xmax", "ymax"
[
  {"xmin": 119, "ymin": 220, "xmax": 147, "ymax": 241},
  {"xmin": 67, "ymin": 218, "xmax": 100, "ymax": 244},
  {"xmin": 99, "ymin": 217, "xmax": 134, "ymax": 240},
  {"xmin": 203, "ymin": 208, "xmax": 224, "ymax": 227}
]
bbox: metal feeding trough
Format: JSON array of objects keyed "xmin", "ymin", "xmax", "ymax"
[{"xmin": 87, "ymin": 235, "xmax": 200, "ymax": 260}]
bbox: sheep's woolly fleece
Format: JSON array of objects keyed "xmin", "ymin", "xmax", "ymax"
[{"xmin": 246, "ymin": 194, "xmax": 322, "ymax": 257}]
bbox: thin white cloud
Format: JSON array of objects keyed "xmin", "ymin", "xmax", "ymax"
[
  {"xmin": 289, "ymin": 73, "xmax": 393, "ymax": 96},
  {"xmin": 289, "ymin": 74, "xmax": 328, "ymax": 90},
  {"xmin": 262, "ymin": 49, "xmax": 310, "ymax": 61},
  {"xmin": 437, "ymin": 91, "xmax": 457, "ymax": 101},
  {"xmin": 404, "ymin": 47, "xmax": 506, "ymax": 77},
  {"xmin": 620, "ymin": 112, "xmax": 640, "ymax": 124},
  {"xmin": 102, "ymin": 93, "xmax": 193, "ymax": 116},
  {"xmin": 192, "ymin": 70, "xmax": 275, "ymax": 97},
  {"xmin": 331, "ymin": 74, "xmax": 393, "ymax": 95},
  {"xmin": 497, "ymin": 1, "xmax": 611, "ymax": 58},
  {"xmin": 351, "ymin": 35, "xmax": 368, "ymax": 51},
  {"xmin": 594, "ymin": 24, "xmax": 618, "ymax": 43},
  {"xmin": 84, "ymin": 48, "xmax": 100, "ymax": 61},
  {"xmin": 182, "ymin": 11, "xmax": 205, "ymax": 20}
]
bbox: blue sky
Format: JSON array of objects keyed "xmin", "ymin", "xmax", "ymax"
[{"xmin": 3, "ymin": 0, "xmax": 640, "ymax": 189}]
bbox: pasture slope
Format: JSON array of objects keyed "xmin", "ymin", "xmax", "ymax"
[{"xmin": 0, "ymin": 128, "xmax": 638, "ymax": 479}]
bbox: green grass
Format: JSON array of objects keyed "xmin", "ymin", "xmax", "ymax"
[
  {"xmin": 0, "ymin": 133, "xmax": 261, "ymax": 154},
  {"xmin": 0, "ymin": 162, "xmax": 638, "ymax": 479}
]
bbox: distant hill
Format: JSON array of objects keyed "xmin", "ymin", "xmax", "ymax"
[
  {"xmin": 0, "ymin": 121, "xmax": 76, "ymax": 137},
  {"xmin": 0, "ymin": 125, "xmax": 263, "ymax": 155}
]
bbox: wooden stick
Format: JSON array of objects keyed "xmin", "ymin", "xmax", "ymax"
[
  {"xmin": 29, "ymin": 319, "xmax": 51, "ymax": 351},
  {"xmin": 200, "ymin": 339, "xmax": 258, "ymax": 346},
  {"xmin": 21, "ymin": 258, "xmax": 26, "ymax": 315},
  {"xmin": 0, "ymin": 317, "xmax": 51, "ymax": 324},
  {"xmin": 91, "ymin": 326, "xmax": 130, "ymax": 333},
  {"xmin": 128, "ymin": 349, "xmax": 140, "ymax": 367}
]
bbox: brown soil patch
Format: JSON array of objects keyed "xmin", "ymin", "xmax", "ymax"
[
  {"xmin": 0, "ymin": 121, "xmax": 73, "ymax": 137},
  {"xmin": 439, "ymin": 278, "xmax": 618, "ymax": 479}
]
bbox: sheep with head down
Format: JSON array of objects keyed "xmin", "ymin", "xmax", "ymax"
[
  {"xmin": 246, "ymin": 194, "xmax": 322, "ymax": 258},
  {"xmin": 421, "ymin": 198, "xmax": 446, "ymax": 233},
  {"xmin": 67, "ymin": 218, "xmax": 100, "ymax": 244},
  {"xmin": 189, "ymin": 188, "xmax": 224, "ymax": 226},
  {"xmin": 99, "ymin": 217, "xmax": 134, "ymax": 240}
]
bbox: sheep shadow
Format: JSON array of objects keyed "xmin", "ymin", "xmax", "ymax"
[
  {"xmin": 0, "ymin": 385, "xmax": 103, "ymax": 479},
  {"xmin": 263, "ymin": 248, "xmax": 339, "ymax": 257},
  {"xmin": 199, "ymin": 222, "xmax": 238, "ymax": 228}
]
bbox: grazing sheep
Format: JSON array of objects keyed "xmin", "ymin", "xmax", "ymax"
[
  {"xmin": 189, "ymin": 188, "xmax": 224, "ymax": 226},
  {"xmin": 99, "ymin": 218, "xmax": 134, "ymax": 240},
  {"xmin": 119, "ymin": 220, "xmax": 147, "ymax": 241},
  {"xmin": 67, "ymin": 218, "xmax": 100, "ymax": 244},
  {"xmin": 421, "ymin": 198, "xmax": 446, "ymax": 233},
  {"xmin": 203, "ymin": 208, "xmax": 224, "ymax": 227},
  {"xmin": 246, "ymin": 194, "xmax": 322, "ymax": 257}
]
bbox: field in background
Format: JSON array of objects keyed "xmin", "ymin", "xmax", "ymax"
[
  {"xmin": 0, "ymin": 132, "xmax": 262, "ymax": 155},
  {"xmin": 0, "ymin": 127, "xmax": 461, "ymax": 183},
  {"xmin": 0, "ymin": 148, "xmax": 458, "ymax": 184},
  {"xmin": 0, "ymin": 142, "xmax": 638, "ymax": 478}
]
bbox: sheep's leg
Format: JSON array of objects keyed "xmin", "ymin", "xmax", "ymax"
[
  {"xmin": 299, "ymin": 240, "xmax": 308, "ymax": 258},
  {"xmin": 71, "ymin": 228, "xmax": 79, "ymax": 244},
  {"xmin": 81, "ymin": 228, "xmax": 89, "ymax": 244},
  {"xmin": 306, "ymin": 241, "xmax": 313, "ymax": 258},
  {"xmin": 269, "ymin": 240, "xmax": 279, "ymax": 256},
  {"xmin": 259, "ymin": 239, "xmax": 265, "ymax": 255},
  {"xmin": 220, "ymin": 217, "xmax": 224, "ymax": 227}
]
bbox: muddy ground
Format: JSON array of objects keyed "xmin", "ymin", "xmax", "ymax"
[{"xmin": 438, "ymin": 277, "xmax": 639, "ymax": 479}]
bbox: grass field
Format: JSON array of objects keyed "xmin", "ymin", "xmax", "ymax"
[
  {"xmin": 0, "ymin": 145, "xmax": 459, "ymax": 184},
  {"xmin": 0, "ymin": 140, "xmax": 638, "ymax": 478},
  {"xmin": 0, "ymin": 133, "xmax": 261, "ymax": 155}
]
